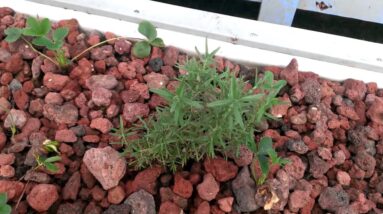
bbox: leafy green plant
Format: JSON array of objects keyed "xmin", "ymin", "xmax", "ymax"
[
  {"xmin": 250, "ymin": 137, "xmax": 289, "ymax": 185},
  {"xmin": 5, "ymin": 17, "xmax": 69, "ymax": 68},
  {"xmin": 0, "ymin": 192, "xmax": 11, "ymax": 214},
  {"xmin": 114, "ymin": 43, "xmax": 288, "ymax": 174},
  {"xmin": 132, "ymin": 21, "xmax": 164, "ymax": 58},
  {"xmin": 42, "ymin": 139, "xmax": 60, "ymax": 154},
  {"xmin": 34, "ymin": 155, "xmax": 61, "ymax": 172}
]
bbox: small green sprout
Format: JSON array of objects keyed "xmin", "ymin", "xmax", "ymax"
[
  {"xmin": 34, "ymin": 154, "xmax": 61, "ymax": 172},
  {"xmin": 249, "ymin": 137, "xmax": 289, "ymax": 185},
  {"xmin": 42, "ymin": 139, "xmax": 60, "ymax": 154},
  {"xmin": 0, "ymin": 192, "xmax": 11, "ymax": 214},
  {"xmin": 132, "ymin": 21, "xmax": 164, "ymax": 58}
]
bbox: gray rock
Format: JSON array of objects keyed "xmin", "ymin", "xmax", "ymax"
[
  {"xmin": 286, "ymin": 140, "xmax": 309, "ymax": 154},
  {"xmin": 231, "ymin": 166, "xmax": 259, "ymax": 212},
  {"xmin": 103, "ymin": 204, "xmax": 131, "ymax": 214},
  {"xmin": 124, "ymin": 189, "xmax": 155, "ymax": 214},
  {"xmin": 9, "ymin": 79, "xmax": 22, "ymax": 92},
  {"xmin": 318, "ymin": 186, "xmax": 350, "ymax": 212}
]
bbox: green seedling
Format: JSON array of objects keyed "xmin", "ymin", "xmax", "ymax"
[
  {"xmin": 132, "ymin": 21, "xmax": 165, "ymax": 58},
  {"xmin": 249, "ymin": 137, "xmax": 289, "ymax": 185},
  {"xmin": 34, "ymin": 154, "xmax": 61, "ymax": 172},
  {"xmin": 0, "ymin": 192, "xmax": 11, "ymax": 214},
  {"xmin": 114, "ymin": 42, "xmax": 288, "ymax": 173},
  {"xmin": 5, "ymin": 17, "xmax": 69, "ymax": 68},
  {"xmin": 42, "ymin": 139, "xmax": 60, "ymax": 154}
]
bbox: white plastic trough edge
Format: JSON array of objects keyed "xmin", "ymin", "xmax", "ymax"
[{"xmin": 2, "ymin": 0, "xmax": 383, "ymax": 87}]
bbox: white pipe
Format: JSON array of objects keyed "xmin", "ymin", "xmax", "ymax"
[{"xmin": 2, "ymin": 0, "xmax": 383, "ymax": 87}]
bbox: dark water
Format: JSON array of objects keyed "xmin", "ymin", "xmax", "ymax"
[{"xmin": 153, "ymin": 0, "xmax": 383, "ymax": 44}]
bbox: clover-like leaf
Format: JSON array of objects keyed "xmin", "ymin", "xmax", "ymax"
[
  {"xmin": 32, "ymin": 37, "xmax": 53, "ymax": 47},
  {"xmin": 44, "ymin": 162, "xmax": 58, "ymax": 172},
  {"xmin": 23, "ymin": 17, "xmax": 51, "ymax": 37},
  {"xmin": 132, "ymin": 41, "xmax": 151, "ymax": 58},
  {"xmin": 0, "ymin": 193, "xmax": 7, "ymax": 205},
  {"xmin": 138, "ymin": 21, "xmax": 157, "ymax": 41},
  {"xmin": 4, "ymin": 28, "xmax": 22, "ymax": 43},
  {"xmin": 52, "ymin": 27, "xmax": 69, "ymax": 42},
  {"xmin": 150, "ymin": 38, "xmax": 165, "ymax": 47},
  {"xmin": 0, "ymin": 204, "xmax": 11, "ymax": 214}
]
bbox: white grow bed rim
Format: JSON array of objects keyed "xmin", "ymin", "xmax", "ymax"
[{"xmin": 2, "ymin": 0, "xmax": 383, "ymax": 87}]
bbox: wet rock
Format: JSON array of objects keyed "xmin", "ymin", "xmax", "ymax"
[
  {"xmin": 204, "ymin": 157, "xmax": 238, "ymax": 182},
  {"xmin": 90, "ymin": 118, "xmax": 113, "ymax": 134},
  {"xmin": 43, "ymin": 103, "xmax": 78, "ymax": 124},
  {"xmin": 280, "ymin": 58, "xmax": 299, "ymax": 86},
  {"xmin": 123, "ymin": 103, "xmax": 149, "ymax": 123},
  {"xmin": 124, "ymin": 189, "xmax": 155, "ymax": 214},
  {"xmin": 159, "ymin": 201, "xmax": 182, "ymax": 214},
  {"xmin": 232, "ymin": 167, "xmax": 259, "ymax": 212},
  {"xmin": 318, "ymin": 186, "xmax": 350, "ymax": 212},
  {"xmin": 63, "ymin": 172, "xmax": 81, "ymax": 200},
  {"xmin": 4, "ymin": 109, "xmax": 27, "ymax": 128},
  {"xmin": 107, "ymin": 186, "xmax": 125, "ymax": 204},
  {"xmin": 301, "ymin": 78, "xmax": 321, "ymax": 104},
  {"xmin": 43, "ymin": 72, "xmax": 70, "ymax": 91},
  {"xmin": 83, "ymin": 146, "xmax": 126, "ymax": 190},
  {"xmin": 103, "ymin": 204, "xmax": 130, "ymax": 214},
  {"xmin": 197, "ymin": 173, "xmax": 219, "ymax": 201},
  {"xmin": 286, "ymin": 139, "xmax": 309, "ymax": 154},
  {"xmin": 143, "ymin": 72, "xmax": 169, "ymax": 89},
  {"xmin": 283, "ymin": 155, "xmax": 306, "ymax": 180},
  {"xmin": 86, "ymin": 75, "xmax": 118, "ymax": 90},
  {"xmin": 55, "ymin": 129, "xmax": 78, "ymax": 143},
  {"xmin": 27, "ymin": 184, "xmax": 59, "ymax": 212},
  {"xmin": 148, "ymin": 58, "xmax": 163, "ymax": 72},
  {"xmin": 343, "ymin": 79, "xmax": 366, "ymax": 101},
  {"xmin": 173, "ymin": 173, "xmax": 193, "ymax": 198},
  {"xmin": 308, "ymin": 151, "xmax": 331, "ymax": 178}
]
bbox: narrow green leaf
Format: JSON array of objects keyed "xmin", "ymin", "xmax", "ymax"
[
  {"xmin": 45, "ymin": 156, "xmax": 61, "ymax": 163},
  {"xmin": 138, "ymin": 21, "xmax": 157, "ymax": 41},
  {"xmin": 257, "ymin": 154, "xmax": 269, "ymax": 176},
  {"xmin": 0, "ymin": 204, "xmax": 11, "ymax": 214},
  {"xmin": 52, "ymin": 27, "xmax": 69, "ymax": 42},
  {"xmin": 240, "ymin": 94, "xmax": 263, "ymax": 102},
  {"xmin": 258, "ymin": 137, "xmax": 273, "ymax": 155},
  {"xmin": 39, "ymin": 18, "xmax": 51, "ymax": 36},
  {"xmin": 0, "ymin": 193, "xmax": 7, "ymax": 204},
  {"xmin": 4, "ymin": 28, "xmax": 22, "ymax": 43},
  {"xmin": 132, "ymin": 41, "xmax": 151, "ymax": 58},
  {"xmin": 150, "ymin": 38, "xmax": 165, "ymax": 47},
  {"xmin": 183, "ymin": 98, "xmax": 203, "ymax": 109},
  {"xmin": 44, "ymin": 162, "xmax": 58, "ymax": 172},
  {"xmin": 207, "ymin": 99, "xmax": 231, "ymax": 108},
  {"xmin": 25, "ymin": 17, "xmax": 39, "ymax": 31},
  {"xmin": 151, "ymin": 88, "xmax": 174, "ymax": 100}
]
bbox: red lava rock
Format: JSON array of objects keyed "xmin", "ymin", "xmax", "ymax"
[
  {"xmin": 308, "ymin": 151, "xmax": 331, "ymax": 178},
  {"xmin": 118, "ymin": 62, "xmax": 136, "ymax": 79},
  {"xmin": 270, "ymin": 96, "xmax": 291, "ymax": 118},
  {"xmin": 217, "ymin": 197, "xmax": 234, "ymax": 212},
  {"xmin": 114, "ymin": 39, "xmax": 131, "ymax": 55},
  {"xmin": 0, "ymin": 153, "xmax": 15, "ymax": 165},
  {"xmin": 90, "ymin": 117, "xmax": 113, "ymax": 134},
  {"xmin": 317, "ymin": 147, "xmax": 332, "ymax": 160},
  {"xmin": 288, "ymin": 190, "xmax": 310, "ymax": 212},
  {"xmin": 86, "ymin": 75, "xmax": 118, "ymax": 90},
  {"xmin": 59, "ymin": 143, "xmax": 75, "ymax": 156},
  {"xmin": 337, "ymin": 105, "xmax": 360, "ymax": 120},
  {"xmin": 283, "ymin": 155, "xmax": 306, "ymax": 180},
  {"xmin": 91, "ymin": 185, "xmax": 106, "ymax": 201},
  {"xmin": 0, "ymin": 165, "xmax": 15, "ymax": 178},
  {"xmin": 13, "ymin": 89, "xmax": 29, "ymax": 110},
  {"xmin": 131, "ymin": 166, "xmax": 164, "ymax": 195},
  {"xmin": 307, "ymin": 106, "xmax": 321, "ymax": 123},
  {"xmin": 143, "ymin": 72, "xmax": 169, "ymax": 89},
  {"xmin": 43, "ymin": 103, "xmax": 78, "ymax": 124},
  {"xmin": 91, "ymin": 88, "xmax": 112, "ymax": 108},
  {"xmin": 367, "ymin": 97, "xmax": 383, "ymax": 125},
  {"xmin": 107, "ymin": 185, "xmax": 125, "ymax": 204},
  {"xmin": 159, "ymin": 201, "xmax": 182, "ymax": 214},
  {"xmin": 63, "ymin": 171, "xmax": 81, "ymax": 200},
  {"xmin": 45, "ymin": 92, "xmax": 64, "ymax": 105},
  {"xmin": 197, "ymin": 173, "xmax": 219, "ymax": 201},
  {"xmin": 354, "ymin": 151, "xmax": 376, "ymax": 178},
  {"xmin": 130, "ymin": 82, "xmax": 150, "ymax": 99},
  {"xmin": 83, "ymin": 135, "xmax": 100, "ymax": 143},
  {"xmin": 87, "ymin": 33, "xmax": 100, "ymax": 46},
  {"xmin": 280, "ymin": 58, "xmax": 299, "ymax": 86},
  {"xmin": 230, "ymin": 145, "xmax": 253, "ymax": 167},
  {"xmin": 43, "ymin": 72, "xmax": 70, "ymax": 91},
  {"xmin": 337, "ymin": 170, "xmax": 351, "ymax": 186},
  {"xmin": 81, "ymin": 163, "xmax": 97, "ymax": 188},
  {"xmin": 58, "ymin": 19, "xmax": 79, "ymax": 32},
  {"xmin": 290, "ymin": 112, "xmax": 307, "ymax": 125},
  {"xmin": 5, "ymin": 53, "xmax": 23, "ymax": 73},
  {"xmin": 204, "ymin": 157, "xmax": 238, "ymax": 182},
  {"xmin": 173, "ymin": 173, "xmax": 193, "ymax": 199},
  {"xmin": 343, "ymin": 79, "xmax": 367, "ymax": 101},
  {"xmin": 163, "ymin": 46, "xmax": 179, "ymax": 66},
  {"xmin": 0, "ymin": 72, "xmax": 12, "ymax": 85},
  {"xmin": 196, "ymin": 201, "xmax": 210, "ymax": 214},
  {"xmin": 121, "ymin": 89, "xmax": 140, "ymax": 103},
  {"xmin": 27, "ymin": 184, "xmax": 59, "ymax": 212},
  {"xmin": 83, "ymin": 146, "xmax": 126, "ymax": 190},
  {"xmin": 0, "ymin": 47, "xmax": 11, "ymax": 62},
  {"xmin": 123, "ymin": 103, "xmax": 149, "ymax": 123},
  {"xmin": 4, "ymin": 109, "xmax": 27, "ymax": 128},
  {"xmin": 55, "ymin": 129, "xmax": 78, "ymax": 143},
  {"xmin": 0, "ymin": 180, "xmax": 24, "ymax": 201},
  {"xmin": 318, "ymin": 186, "xmax": 350, "ymax": 212},
  {"xmin": 0, "ymin": 97, "xmax": 11, "ymax": 115},
  {"xmin": 301, "ymin": 78, "xmax": 321, "ymax": 104}
]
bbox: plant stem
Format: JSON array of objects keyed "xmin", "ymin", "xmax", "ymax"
[
  {"xmin": 70, "ymin": 36, "xmax": 143, "ymax": 62},
  {"xmin": 21, "ymin": 37, "xmax": 59, "ymax": 67}
]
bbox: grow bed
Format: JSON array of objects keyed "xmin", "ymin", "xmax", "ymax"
[{"xmin": 1, "ymin": 1, "xmax": 383, "ymax": 214}]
